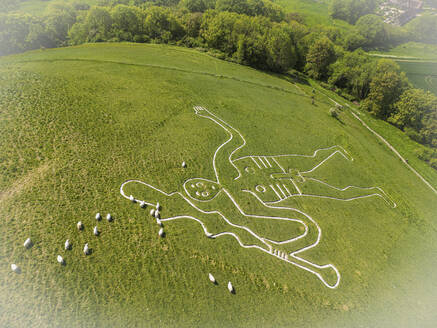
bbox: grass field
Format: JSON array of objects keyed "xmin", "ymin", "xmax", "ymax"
[
  {"xmin": 275, "ymin": 0, "xmax": 352, "ymax": 28},
  {"xmin": 14, "ymin": 0, "xmax": 100, "ymax": 15},
  {"xmin": 1, "ymin": 43, "xmax": 437, "ymax": 328}
]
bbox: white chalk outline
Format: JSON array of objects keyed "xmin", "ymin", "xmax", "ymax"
[{"xmin": 120, "ymin": 106, "xmax": 397, "ymax": 289}]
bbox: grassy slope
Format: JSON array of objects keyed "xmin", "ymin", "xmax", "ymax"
[{"xmin": 0, "ymin": 43, "xmax": 436, "ymax": 328}]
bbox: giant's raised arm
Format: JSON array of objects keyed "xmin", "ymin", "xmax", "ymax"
[{"xmin": 193, "ymin": 106, "xmax": 246, "ymax": 183}]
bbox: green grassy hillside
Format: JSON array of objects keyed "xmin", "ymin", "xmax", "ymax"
[{"xmin": 1, "ymin": 43, "xmax": 436, "ymax": 328}]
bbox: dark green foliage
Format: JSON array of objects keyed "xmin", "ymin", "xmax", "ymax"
[
  {"xmin": 362, "ymin": 59, "xmax": 409, "ymax": 119},
  {"xmin": 110, "ymin": 5, "xmax": 144, "ymax": 41},
  {"xmin": 406, "ymin": 15, "xmax": 437, "ymax": 45},
  {"xmin": 305, "ymin": 37, "xmax": 337, "ymax": 80},
  {"xmin": 180, "ymin": 0, "xmax": 209, "ymax": 12},
  {"xmin": 355, "ymin": 14, "xmax": 387, "ymax": 48},
  {"xmin": 329, "ymin": 49, "xmax": 374, "ymax": 99},
  {"xmin": 43, "ymin": 3, "xmax": 77, "ymax": 46},
  {"xmin": 216, "ymin": 0, "xmax": 251, "ymax": 14},
  {"xmin": 329, "ymin": 0, "xmax": 377, "ymax": 25}
]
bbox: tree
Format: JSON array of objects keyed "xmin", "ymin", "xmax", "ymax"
[
  {"xmin": 215, "ymin": 0, "xmax": 251, "ymax": 15},
  {"xmin": 304, "ymin": 37, "xmax": 337, "ymax": 80},
  {"xmin": 110, "ymin": 5, "xmax": 144, "ymax": 41},
  {"xmin": 143, "ymin": 6, "xmax": 184, "ymax": 42},
  {"xmin": 85, "ymin": 6, "xmax": 113, "ymax": 42},
  {"xmin": 0, "ymin": 14, "xmax": 33, "ymax": 55},
  {"xmin": 389, "ymin": 89, "xmax": 437, "ymax": 147},
  {"xmin": 361, "ymin": 59, "xmax": 409, "ymax": 119},
  {"xmin": 355, "ymin": 14, "xmax": 387, "ymax": 48},
  {"xmin": 43, "ymin": 3, "xmax": 77, "ymax": 46},
  {"xmin": 329, "ymin": 49, "xmax": 374, "ymax": 99},
  {"xmin": 406, "ymin": 15, "xmax": 437, "ymax": 44},
  {"xmin": 180, "ymin": 0, "xmax": 208, "ymax": 13},
  {"xmin": 200, "ymin": 10, "xmax": 240, "ymax": 54},
  {"xmin": 265, "ymin": 24, "xmax": 297, "ymax": 72},
  {"xmin": 330, "ymin": 0, "xmax": 377, "ymax": 25}
]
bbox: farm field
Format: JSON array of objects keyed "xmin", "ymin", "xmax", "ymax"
[
  {"xmin": 370, "ymin": 42, "xmax": 437, "ymax": 95},
  {"xmin": 397, "ymin": 61, "xmax": 437, "ymax": 95},
  {"xmin": 1, "ymin": 43, "xmax": 437, "ymax": 327}
]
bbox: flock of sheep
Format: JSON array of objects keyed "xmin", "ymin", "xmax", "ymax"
[
  {"xmin": 10, "ymin": 164, "xmax": 236, "ymax": 294},
  {"xmin": 10, "ymin": 211, "xmax": 116, "ymax": 271}
]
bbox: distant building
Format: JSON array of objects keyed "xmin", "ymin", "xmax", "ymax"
[{"xmin": 381, "ymin": 0, "xmax": 423, "ymax": 25}]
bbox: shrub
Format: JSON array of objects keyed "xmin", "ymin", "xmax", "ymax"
[{"xmin": 329, "ymin": 108, "xmax": 338, "ymax": 118}]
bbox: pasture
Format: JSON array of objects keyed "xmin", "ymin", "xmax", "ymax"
[{"xmin": 0, "ymin": 43, "xmax": 436, "ymax": 327}]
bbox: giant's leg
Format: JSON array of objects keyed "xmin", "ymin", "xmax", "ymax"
[{"xmin": 230, "ymin": 192, "xmax": 340, "ymax": 288}]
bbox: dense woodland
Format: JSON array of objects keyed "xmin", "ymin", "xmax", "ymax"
[{"xmin": 1, "ymin": 0, "xmax": 436, "ymax": 168}]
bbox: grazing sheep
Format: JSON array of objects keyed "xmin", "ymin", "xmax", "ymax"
[
  {"xmin": 156, "ymin": 218, "xmax": 162, "ymax": 226},
  {"xmin": 158, "ymin": 228, "xmax": 164, "ymax": 237},
  {"xmin": 154, "ymin": 211, "xmax": 160, "ymax": 219},
  {"xmin": 77, "ymin": 221, "xmax": 84, "ymax": 230},
  {"xmin": 64, "ymin": 239, "xmax": 71, "ymax": 250},
  {"xmin": 206, "ymin": 232, "xmax": 213, "ymax": 238},
  {"xmin": 227, "ymin": 281, "xmax": 234, "ymax": 293},
  {"xmin": 182, "ymin": 161, "xmax": 187, "ymax": 168},
  {"xmin": 57, "ymin": 255, "xmax": 65, "ymax": 265},
  {"xmin": 106, "ymin": 213, "xmax": 112, "ymax": 222},
  {"xmin": 11, "ymin": 264, "xmax": 21, "ymax": 274},
  {"xmin": 93, "ymin": 226, "xmax": 99, "ymax": 236},
  {"xmin": 208, "ymin": 273, "xmax": 216, "ymax": 284},
  {"xmin": 23, "ymin": 238, "xmax": 32, "ymax": 249},
  {"xmin": 156, "ymin": 202, "xmax": 161, "ymax": 210},
  {"xmin": 95, "ymin": 213, "xmax": 102, "ymax": 221},
  {"xmin": 140, "ymin": 201, "xmax": 147, "ymax": 208},
  {"xmin": 150, "ymin": 209, "xmax": 156, "ymax": 217},
  {"xmin": 83, "ymin": 243, "xmax": 90, "ymax": 255},
  {"xmin": 129, "ymin": 195, "xmax": 136, "ymax": 203}
]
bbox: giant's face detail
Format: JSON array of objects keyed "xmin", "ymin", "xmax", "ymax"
[{"xmin": 183, "ymin": 178, "xmax": 221, "ymax": 201}]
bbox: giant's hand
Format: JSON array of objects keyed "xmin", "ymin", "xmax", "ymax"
[{"xmin": 193, "ymin": 106, "xmax": 211, "ymax": 117}]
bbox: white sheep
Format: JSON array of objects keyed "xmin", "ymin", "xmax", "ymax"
[
  {"xmin": 64, "ymin": 239, "xmax": 71, "ymax": 250},
  {"xmin": 129, "ymin": 195, "xmax": 136, "ymax": 203},
  {"xmin": 83, "ymin": 243, "xmax": 90, "ymax": 255},
  {"xmin": 208, "ymin": 273, "xmax": 216, "ymax": 284},
  {"xmin": 150, "ymin": 209, "xmax": 156, "ymax": 217},
  {"xmin": 11, "ymin": 264, "xmax": 21, "ymax": 274},
  {"xmin": 23, "ymin": 238, "xmax": 32, "ymax": 249},
  {"xmin": 77, "ymin": 221, "xmax": 84, "ymax": 230},
  {"xmin": 57, "ymin": 255, "xmax": 65, "ymax": 265},
  {"xmin": 156, "ymin": 218, "xmax": 162, "ymax": 226},
  {"xmin": 228, "ymin": 281, "xmax": 234, "ymax": 293},
  {"xmin": 106, "ymin": 213, "xmax": 112, "ymax": 222},
  {"xmin": 156, "ymin": 202, "xmax": 161, "ymax": 210},
  {"xmin": 158, "ymin": 228, "xmax": 164, "ymax": 237},
  {"xmin": 93, "ymin": 226, "xmax": 99, "ymax": 236},
  {"xmin": 154, "ymin": 210, "xmax": 160, "ymax": 219},
  {"xmin": 182, "ymin": 161, "xmax": 187, "ymax": 168},
  {"xmin": 140, "ymin": 201, "xmax": 147, "ymax": 208},
  {"xmin": 95, "ymin": 213, "xmax": 102, "ymax": 221}
]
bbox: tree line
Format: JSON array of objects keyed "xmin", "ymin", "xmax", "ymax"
[{"xmin": 0, "ymin": 0, "xmax": 436, "ymax": 168}]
